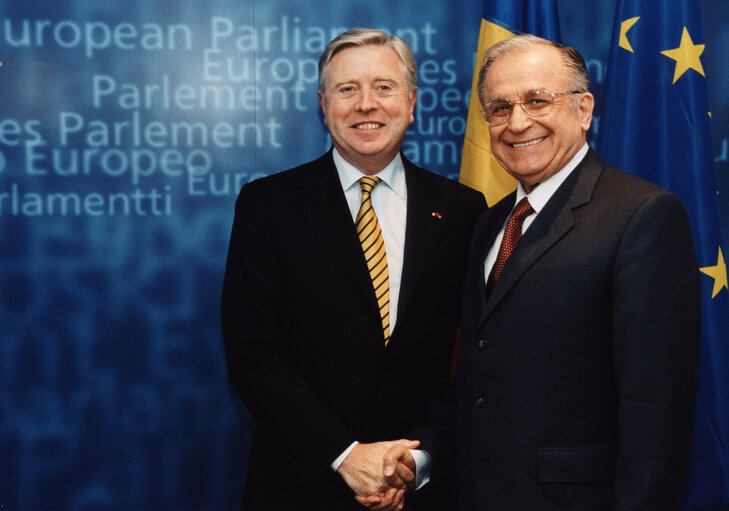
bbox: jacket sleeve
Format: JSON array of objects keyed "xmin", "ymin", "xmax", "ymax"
[
  {"xmin": 221, "ymin": 182, "xmax": 355, "ymax": 481},
  {"xmin": 611, "ymin": 191, "xmax": 701, "ymax": 510}
]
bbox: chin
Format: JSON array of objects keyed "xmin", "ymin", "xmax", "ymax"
[{"xmin": 508, "ymin": 166, "xmax": 541, "ymax": 180}]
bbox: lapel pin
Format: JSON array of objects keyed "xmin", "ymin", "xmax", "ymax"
[{"xmin": 431, "ymin": 211, "xmax": 442, "ymax": 219}]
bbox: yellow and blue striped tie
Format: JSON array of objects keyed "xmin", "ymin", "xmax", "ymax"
[{"xmin": 356, "ymin": 176, "xmax": 390, "ymax": 346}]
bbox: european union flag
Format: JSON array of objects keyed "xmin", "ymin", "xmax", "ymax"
[
  {"xmin": 459, "ymin": 0, "xmax": 560, "ymax": 206},
  {"xmin": 597, "ymin": 1, "xmax": 729, "ymax": 509}
]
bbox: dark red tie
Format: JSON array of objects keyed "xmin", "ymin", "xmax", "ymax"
[{"xmin": 491, "ymin": 197, "xmax": 534, "ymax": 282}]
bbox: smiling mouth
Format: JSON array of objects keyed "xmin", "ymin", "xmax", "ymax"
[
  {"xmin": 354, "ymin": 122, "xmax": 383, "ymax": 130},
  {"xmin": 511, "ymin": 137, "xmax": 545, "ymax": 148}
]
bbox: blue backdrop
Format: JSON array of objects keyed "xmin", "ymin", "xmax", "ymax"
[{"xmin": 1, "ymin": 1, "xmax": 727, "ymax": 510}]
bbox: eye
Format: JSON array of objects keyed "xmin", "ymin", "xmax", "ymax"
[
  {"xmin": 374, "ymin": 82, "xmax": 398, "ymax": 96},
  {"xmin": 337, "ymin": 86, "xmax": 357, "ymax": 98},
  {"xmin": 526, "ymin": 91, "xmax": 555, "ymax": 108},
  {"xmin": 489, "ymin": 102, "xmax": 512, "ymax": 115}
]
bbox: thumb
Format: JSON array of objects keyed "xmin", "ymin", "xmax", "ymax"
[
  {"xmin": 383, "ymin": 452, "xmax": 397, "ymax": 477},
  {"xmin": 383, "ymin": 444, "xmax": 410, "ymax": 477}
]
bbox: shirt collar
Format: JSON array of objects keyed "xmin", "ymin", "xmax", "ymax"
[
  {"xmin": 333, "ymin": 148, "xmax": 407, "ymax": 200},
  {"xmin": 515, "ymin": 143, "xmax": 589, "ymax": 213}
]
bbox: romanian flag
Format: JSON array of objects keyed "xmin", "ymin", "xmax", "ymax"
[
  {"xmin": 597, "ymin": 1, "xmax": 729, "ymax": 509},
  {"xmin": 458, "ymin": 1, "xmax": 561, "ymax": 206}
]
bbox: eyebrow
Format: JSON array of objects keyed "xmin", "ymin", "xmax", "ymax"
[
  {"xmin": 330, "ymin": 79, "xmax": 357, "ymax": 89},
  {"xmin": 331, "ymin": 76, "xmax": 400, "ymax": 88},
  {"xmin": 486, "ymin": 88, "xmax": 542, "ymax": 103}
]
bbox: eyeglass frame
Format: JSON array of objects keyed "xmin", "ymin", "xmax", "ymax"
[{"xmin": 480, "ymin": 89, "xmax": 584, "ymax": 126}]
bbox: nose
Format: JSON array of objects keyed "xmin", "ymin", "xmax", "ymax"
[
  {"xmin": 356, "ymin": 87, "xmax": 377, "ymax": 112},
  {"xmin": 506, "ymin": 103, "xmax": 533, "ymax": 132}
]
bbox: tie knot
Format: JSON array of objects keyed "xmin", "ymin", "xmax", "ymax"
[
  {"xmin": 359, "ymin": 176, "xmax": 381, "ymax": 195},
  {"xmin": 512, "ymin": 197, "xmax": 534, "ymax": 222}
]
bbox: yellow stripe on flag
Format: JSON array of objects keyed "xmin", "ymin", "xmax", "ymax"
[{"xmin": 459, "ymin": 19, "xmax": 518, "ymax": 206}]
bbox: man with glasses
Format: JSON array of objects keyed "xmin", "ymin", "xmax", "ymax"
[{"xmin": 376, "ymin": 34, "xmax": 701, "ymax": 511}]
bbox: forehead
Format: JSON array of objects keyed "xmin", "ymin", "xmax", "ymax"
[
  {"xmin": 327, "ymin": 45, "xmax": 405, "ymax": 83},
  {"xmin": 484, "ymin": 46, "xmax": 570, "ymax": 98}
]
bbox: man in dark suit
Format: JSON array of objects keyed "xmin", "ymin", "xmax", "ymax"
[
  {"xmin": 380, "ymin": 34, "xmax": 701, "ymax": 511},
  {"xmin": 221, "ymin": 28, "xmax": 485, "ymax": 511}
]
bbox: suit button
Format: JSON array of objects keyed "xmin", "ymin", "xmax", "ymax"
[
  {"xmin": 475, "ymin": 397, "xmax": 485, "ymax": 408},
  {"xmin": 477, "ymin": 339, "xmax": 487, "ymax": 350}
]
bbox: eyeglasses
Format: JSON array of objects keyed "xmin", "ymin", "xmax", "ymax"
[{"xmin": 481, "ymin": 90, "xmax": 583, "ymax": 126}]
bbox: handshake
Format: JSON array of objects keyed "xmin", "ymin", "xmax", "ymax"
[{"xmin": 337, "ymin": 439, "xmax": 422, "ymax": 511}]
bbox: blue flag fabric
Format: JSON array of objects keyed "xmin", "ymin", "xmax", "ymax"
[
  {"xmin": 597, "ymin": 1, "xmax": 729, "ymax": 509},
  {"xmin": 482, "ymin": 0, "xmax": 561, "ymax": 41}
]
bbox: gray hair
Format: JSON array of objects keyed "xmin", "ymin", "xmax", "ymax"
[
  {"xmin": 477, "ymin": 34, "xmax": 589, "ymax": 108},
  {"xmin": 318, "ymin": 28, "xmax": 417, "ymax": 97}
]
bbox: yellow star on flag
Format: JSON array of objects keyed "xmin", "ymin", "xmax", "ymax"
[
  {"xmin": 700, "ymin": 247, "xmax": 728, "ymax": 299},
  {"xmin": 619, "ymin": 16, "xmax": 640, "ymax": 52},
  {"xmin": 660, "ymin": 27, "xmax": 706, "ymax": 84}
]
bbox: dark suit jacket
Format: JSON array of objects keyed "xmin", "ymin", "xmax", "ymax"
[
  {"xmin": 427, "ymin": 149, "xmax": 700, "ymax": 511},
  {"xmin": 221, "ymin": 150, "xmax": 485, "ymax": 511}
]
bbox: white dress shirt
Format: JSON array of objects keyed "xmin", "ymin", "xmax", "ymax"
[
  {"xmin": 333, "ymin": 148, "xmax": 406, "ymax": 333},
  {"xmin": 328, "ymin": 149, "xmax": 432, "ymax": 489}
]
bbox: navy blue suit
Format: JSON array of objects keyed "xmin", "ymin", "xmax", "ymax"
[
  {"xmin": 222, "ymin": 150, "xmax": 485, "ymax": 510},
  {"xmin": 425, "ymin": 149, "xmax": 700, "ymax": 510}
]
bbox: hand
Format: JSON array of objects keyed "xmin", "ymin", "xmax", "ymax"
[
  {"xmin": 355, "ymin": 443, "xmax": 417, "ymax": 511},
  {"xmin": 337, "ymin": 439, "xmax": 419, "ymax": 510}
]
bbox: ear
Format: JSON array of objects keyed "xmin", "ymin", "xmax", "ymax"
[
  {"xmin": 408, "ymin": 86, "xmax": 418, "ymax": 124},
  {"xmin": 578, "ymin": 92, "xmax": 595, "ymax": 131},
  {"xmin": 318, "ymin": 90, "xmax": 328, "ymax": 126}
]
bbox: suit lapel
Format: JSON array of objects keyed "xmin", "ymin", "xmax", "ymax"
[
  {"xmin": 296, "ymin": 152, "xmax": 380, "ymax": 311},
  {"xmin": 465, "ymin": 195, "xmax": 515, "ymax": 327},
  {"xmin": 396, "ymin": 161, "xmax": 447, "ymax": 331},
  {"xmin": 481, "ymin": 150, "xmax": 604, "ymax": 322}
]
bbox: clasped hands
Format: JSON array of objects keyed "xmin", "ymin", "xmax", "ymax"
[{"xmin": 337, "ymin": 439, "xmax": 419, "ymax": 511}]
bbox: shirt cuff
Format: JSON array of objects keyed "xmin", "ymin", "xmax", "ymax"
[
  {"xmin": 331, "ymin": 441, "xmax": 359, "ymax": 471},
  {"xmin": 411, "ymin": 449, "xmax": 431, "ymax": 490}
]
